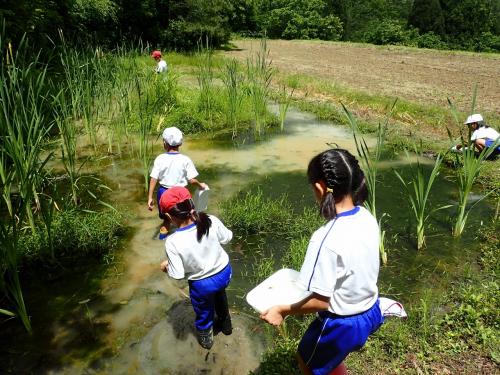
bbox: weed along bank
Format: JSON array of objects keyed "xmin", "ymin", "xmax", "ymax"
[{"xmin": 1, "ymin": 36, "xmax": 499, "ymax": 374}]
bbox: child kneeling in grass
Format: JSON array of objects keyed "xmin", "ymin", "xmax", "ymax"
[
  {"xmin": 260, "ymin": 149, "xmax": 384, "ymax": 375},
  {"xmin": 159, "ymin": 187, "xmax": 233, "ymax": 349}
]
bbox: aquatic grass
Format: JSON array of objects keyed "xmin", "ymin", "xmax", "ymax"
[
  {"xmin": 342, "ymin": 102, "xmax": 396, "ymax": 263},
  {"xmin": 246, "ymin": 38, "xmax": 274, "ymax": 137},
  {"xmin": 394, "ymin": 146, "xmax": 451, "ymax": 250},
  {"xmin": 222, "ymin": 58, "xmax": 244, "ymax": 137}
]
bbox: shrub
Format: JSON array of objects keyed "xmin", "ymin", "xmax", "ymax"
[
  {"xmin": 416, "ymin": 32, "xmax": 448, "ymax": 49},
  {"xmin": 162, "ymin": 20, "xmax": 230, "ymax": 51},
  {"xmin": 364, "ymin": 20, "xmax": 418, "ymax": 46}
]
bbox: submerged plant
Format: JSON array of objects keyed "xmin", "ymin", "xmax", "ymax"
[{"xmin": 394, "ymin": 146, "xmax": 451, "ymax": 250}]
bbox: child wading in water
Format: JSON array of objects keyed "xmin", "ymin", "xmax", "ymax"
[
  {"xmin": 260, "ymin": 149, "xmax": 384, "ymax": 375},
  {"xmin": 147, "ymin": 126, "xmax": 207, "ymax": 239},
  {"xmin": 159, "ymin": 187, "xmax": 233, "ymax": 349}
]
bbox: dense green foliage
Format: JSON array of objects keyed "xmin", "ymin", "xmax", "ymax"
[{"xmin": 1, "ymin": 0, "xmax": 499, "ymax": 51}]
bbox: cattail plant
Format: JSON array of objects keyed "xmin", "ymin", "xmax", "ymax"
[
  {"xmin": 394, "ymin": 147, "xmax": 451, "ymax": 250},
  {"xmin": 246, "ymin": 38, "xmax": 273, "ymax": 137},
  {"xmin": 222, "ymin": 58, "xmax": 244, "ymax": 138},
  {"xmin": 342, "ymin": 102, "xmax": 396, "ymax": 264}
]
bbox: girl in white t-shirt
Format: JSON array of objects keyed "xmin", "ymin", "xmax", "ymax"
[
  {"xmin": 260, "ymin": 149, "xmax": 384, "ymax": 375},
  {"xmin": 159, "ymin": 186, "xmax": 233, "ymax": 350}
]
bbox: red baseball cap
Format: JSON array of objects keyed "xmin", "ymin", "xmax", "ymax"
[
  {"xmin": 160, "ymin": 186, "xmax": 192, "ymax": 214},
  {"xmin": 151, "ymin": 50, "xmax": 161, "ymax": 58}
]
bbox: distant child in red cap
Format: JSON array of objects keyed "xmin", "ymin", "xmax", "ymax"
[
  {"xmin": 151, "ymin": 50, "xmax": 167, "ymax": 73},
  {"xmin": 159, "ymin": 186, "xmax": 233, "ymax": 350},
  {"xmin": 147, "ymin": 126, "xmax": 207, "ymax": 239}
]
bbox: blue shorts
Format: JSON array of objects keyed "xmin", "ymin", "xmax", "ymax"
[
  {"xmin": 298, "ymin": 299, "xmax": 384, "ymax": 375},
  {"xmin": 189, "ymin": 264, "xmax": 232, "ymax": 330},
  {"xmin": 484, "ymin": 139, "xmax": 500, "ymax": 153},
  {"xmin": 157, "ymin": 186, "xmax": 168, "ymax": 219}
]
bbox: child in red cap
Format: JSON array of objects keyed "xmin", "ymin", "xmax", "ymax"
[
  {"xmin": 151, "ymin": 50, "xmax": 167, "ymax": 73},
  {"xmin": 159, "ymin": 187, "xmax": 233, "ymax": 349}
]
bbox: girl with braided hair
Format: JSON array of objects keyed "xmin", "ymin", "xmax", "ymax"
[
  {"xmin": 260, "ymin": 149, "xmax": 383, "ymax": 375},
  {"xmin": 159, "ymin": 186, "xmax": 233, "ymax": 350}
]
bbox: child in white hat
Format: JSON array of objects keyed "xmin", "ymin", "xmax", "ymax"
[
  {"xmin": 453, "ymin": 113, "xmax": 499, "ymax": 154},
  {"xmin": 147, "ymin": 126, "xmax": 207, "ymax": 239}
]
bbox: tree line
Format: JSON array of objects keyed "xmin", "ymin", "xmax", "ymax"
[{"xmin": 1, "ymin": 0, "xmax": 499, "ymax": 53}]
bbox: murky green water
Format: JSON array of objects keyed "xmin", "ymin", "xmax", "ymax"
[{"xmin": 1, "ymin": 106, "xmax": 495, "ymax": 374}]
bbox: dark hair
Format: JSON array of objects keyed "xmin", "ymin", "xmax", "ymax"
[
  {"xmin": 307, "ymin": 149, "xmax": 368, "ymax": 220},
  {"xmin": 168, "ymin": 199, "xmax": 212, "ymax": 242}
]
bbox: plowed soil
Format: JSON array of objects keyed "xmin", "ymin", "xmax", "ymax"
[{"xmin": 225, "ymin": 39, "xmax": 500, "ymax": 114}]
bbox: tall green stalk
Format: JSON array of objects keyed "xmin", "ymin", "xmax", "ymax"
[
  {"xmin": 342, "ymin": 102, "xmax": 396, "ymax": 264},
  {"xmin": 394, "ymin": 147, "xmax": 451, "ymax": 250},
  {"xmin": 246, "ymin": 38, "xmax": 273, "ymax": 138},
  {"xmin": 222, "ymin": 58, "xmax": 243, "ymax": 138},
  {"xmin": 278, "ymin": 85, "xmax": 295, "ymax": 131},
  {"xmin": 196, "ymin": 47, "xmax": 216, "ymax": 129}
]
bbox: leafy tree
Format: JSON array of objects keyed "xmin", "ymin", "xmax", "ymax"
[
  {"xmin": 408, "ymin": 0, "xmax": 445, "ymax": 35},
  {"xmin": 257, "ymin": 0, "xmax": 343, "ymax": 40}
]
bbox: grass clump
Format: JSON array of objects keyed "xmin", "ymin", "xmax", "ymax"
[
  {"xmin": 17, "ymin": 209, "xmax": 126, "ymax": 267},
  {"xmin": 220, "ymin": 188, "xmax": 293, "ymax": 235}
]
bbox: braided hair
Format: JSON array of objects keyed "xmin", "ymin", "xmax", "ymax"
[
  {"xmin": 307, "ymin": 149, "xmax": 368, "ymax": 220},
  {"xmin": 167, "ymin": 199, "xmax": 212, "ymax": 242}
]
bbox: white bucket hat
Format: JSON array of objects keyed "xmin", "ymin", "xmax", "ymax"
[
  {"xmin": 464, "ymin": 113, "xmax": 483, "ymax": 125},
  {"xmin": 162, "ymin": 126, "xmax": 183, "ymax": 146}
]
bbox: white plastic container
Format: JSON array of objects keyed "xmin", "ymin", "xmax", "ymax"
[
  {"xmin": 193, "ymin": 186, "xmax": 210, "ymax": 211},
  {"xmin": 246, "ymin": 268, "xmax": 312, "ymax": 313}
]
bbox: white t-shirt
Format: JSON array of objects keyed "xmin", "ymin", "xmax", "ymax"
[
  {"xmin": 150, "ymin": 152, "xmax": 198, "ymax": 188},
  {"xmin": 298, "ymin": 206, "xmax": 379, "ymax": 316},
  {"xmin": 156, "ymin": 59, "xmax": 167, "ymax": 73},
  {"xmin": 471, "ymin": 126, "xmax": 499, "ymax": 141},
  {"xmin": 165, "ymin": 215, "xmax": 232, "ymax": 280}
]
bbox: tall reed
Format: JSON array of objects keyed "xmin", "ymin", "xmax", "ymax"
[
  {"xmin": 342, "ymin": 102, "xmax": 396, "ymax": 264},
  {"xmin": 246, "ymin": 38, "xmax": 273, "ymax": 137},
  {"xmin": 222, "ymin": 58, "xmax": 243, "ymax": 138},
  {"xmin": 196, "ymin": 47, "xmax": 217, "ymax": 129},
  {"xmin": 394, "ymin": 147, "xmax": 451, "ymax": 250},
  {"xmin": 278, "ymin": 85, "xmax": 295, "ymax": 131}
]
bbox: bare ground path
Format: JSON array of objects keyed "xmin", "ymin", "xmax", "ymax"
[{"xmin": 225, "ymin": 39, "xmax": 500, "ymax": 114}]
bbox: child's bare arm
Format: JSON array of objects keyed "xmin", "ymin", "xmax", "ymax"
[
  {"xmin": 148, "ymin": 178, "xmax": 158, "ymax": 210},
  {"xmin": 188, "ymin": 178, "xmax": 208, "ymax": 190}
]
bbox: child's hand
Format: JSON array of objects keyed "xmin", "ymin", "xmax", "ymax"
[
  {"xmin": 160, "ymin": 260, "xmax": 169, "ymax": 273},
  {"xmin": 200, "ymin": 182, "xmax": 208, "ymax": 190},
  {"xmin": 148, "ymin": 198, "xmax": 155, "ymax": 211},
  {"xmin": 260, "ymin": 306, "xmax": 284, "ymax": 326}
]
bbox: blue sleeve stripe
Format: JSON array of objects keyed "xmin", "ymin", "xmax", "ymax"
[{"xmin": 307, "ymin": 219, "xmax": 337, "ymax": 290}]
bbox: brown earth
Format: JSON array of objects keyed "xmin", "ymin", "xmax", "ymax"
[{"xmin": 224, "ymin": 39, "xmax": 500, "ymax": 115}]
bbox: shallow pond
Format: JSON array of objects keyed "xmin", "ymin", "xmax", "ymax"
[{"xmin": 0, "ymin": 106, "xmax": 495, "ymax": 374}]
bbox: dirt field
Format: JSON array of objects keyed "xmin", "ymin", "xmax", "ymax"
[{"xmin": 225, "ymin": 40, "xmax": 500, "ymax": 114}]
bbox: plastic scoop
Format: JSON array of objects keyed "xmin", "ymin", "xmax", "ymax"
[{"xmin": 193, "ymin": 186, "xmax": 210, "ymax": 211}]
